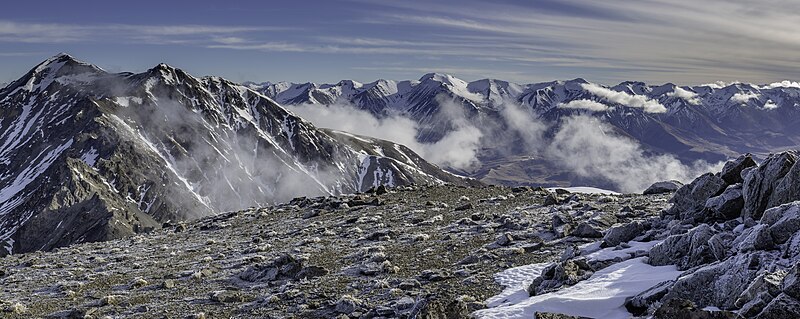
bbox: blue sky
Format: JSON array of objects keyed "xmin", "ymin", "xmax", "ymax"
[{"xmin": 2, "ymin": 0, "xmax": 800, "ymax": 85}]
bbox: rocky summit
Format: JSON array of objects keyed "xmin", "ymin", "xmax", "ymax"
[
  {"xmin": 0, "ymin": 183, "xmax": 669, "ymax": 318},
  {"xmin": 2, "ymin": 151, "xmax": 800, "ymax": 318}
]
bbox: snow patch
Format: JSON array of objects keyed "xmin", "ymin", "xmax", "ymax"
[
  {"xmin": 547, "ymin": 186, "xmax": 620, "ymax": 195},
  {"xmin": 80, "ymin": 147, "xmax": 99, "ymax": 167},
  {"xmin": 475, "ymin": 257, "xmax": 682, "ymax": 319},
  {"xmin": 485, "ymin": 262, "xmax": 551, "ymax": 308},
  {"xmin": 113, "ymin": 96, "xmax": 143, "ymax": 107}
]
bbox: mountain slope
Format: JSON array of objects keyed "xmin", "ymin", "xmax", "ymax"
[{"xmin": 0, "ymin": 54, "xmax": 474, "ymax": 256}]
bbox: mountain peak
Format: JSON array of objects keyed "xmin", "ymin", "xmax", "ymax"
[{"xmin": 419, "ymin": 72, "xmax": 457, "ymax": 83}]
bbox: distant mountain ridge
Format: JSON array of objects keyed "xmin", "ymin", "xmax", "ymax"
[
  {"xmin": 0, "ymin": 54, "xmax": 473, "ymax": 255},
  {"xmin": 251, "ymin": 74, "xmax": 800, "ymax": 187}
]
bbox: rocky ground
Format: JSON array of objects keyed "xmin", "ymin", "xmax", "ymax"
[
  {"xmin": 512, "ymin": 151, "xmax": 800, "ymax": 319},
  {"xmin": 0, "ymin": 184, "xmax": 668, "ymax": 318}
]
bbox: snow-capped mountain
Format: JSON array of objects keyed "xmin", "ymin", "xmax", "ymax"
[
  {"xmin": 256, "ymin": 74, "xmax": 800, "ymax": 185},
  {"xmin": 0, "ymin": 54, "xmax": 474, "ymax": 256}
]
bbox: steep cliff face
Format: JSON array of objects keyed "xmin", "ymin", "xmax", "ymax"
[{"xmin": 0, "ymin": 54, "xmax": 473, "ymax": 255}]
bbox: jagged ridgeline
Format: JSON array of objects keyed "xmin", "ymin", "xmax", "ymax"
[{"xmin": 0, "ymin": 54, "xmax": 476, "ymax": 256}]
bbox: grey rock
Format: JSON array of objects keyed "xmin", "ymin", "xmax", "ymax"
[
  {"xmin": 720, "ymin": 154, "xmax": 757, "ymax": 185},
  {"xmin": 544, "ymin": 193, "xmax": 558, "ymax": 206},
  {"xmin": 664, "ymin": 252, "xmax": 769, "ymax": 309},
  {"xmin": 762, "ymin": 201, "xmax": 800, "ymax": 244},
  {"xmin": 644, "ymin": 180, "xmax": 683, "ymax": 195},
  {"xmin": 495, "ymin": 233, "xmax": 514, "ymax": 246},
  {"xmin": 669, "ymin": 173, "xmax": 727, "ymax": 222},
  {"xmin": 704, "ymin": 184, "xmax": 744, "ymax": 220},
  {"xmin": 782, "ymin": 262, "xmax": 800, "ymax": 301},
  {"xmin": 732, "ymin": 224, "xmax": 774, "ymax": 253},
  {"xmin": 601, "ymin": 221, "xmax": 649, "ymax": 248},
  {"xmin": 755, "ymin": 293, "xmax": 800, "ymax": 318},
  {"xmin": 653, "ymin": 298, "xmax": 737, "ymax": 319},
  {"xmin": 210, "ymin": 290, "xmax": 245, "ymax": 303},
  {"xmin": 650, "ymin": 224, "xmax": 716, "ymax": 270},
  {"xmin": 743, "ymin": 152, "xmax": 798, "ymax": 220},
  {"xmin": 528, "ymin": 258, "xmax": 593, "ymax": 296},
  {"xmin": 238, "ymin": 253, "xmax": 327, "ymax": 282},
  {"xmin": 569, "ymin": 223, "xmax": 603, "ymax": 238},
  {"xmin": 740, "ymin": 291, "xmax": 775, "ymax": 318},
  {"xmin": 335, "ymin": 295, "xmax": 361, "ymax": 314},
  {"xmin": 625, "ymin": 280, "xmax": 674, "ymax": 316}
]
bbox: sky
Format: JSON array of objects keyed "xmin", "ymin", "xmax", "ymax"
[{"xmin": 2, "ymin": 0, "xmax": 800, "ymax": 86}]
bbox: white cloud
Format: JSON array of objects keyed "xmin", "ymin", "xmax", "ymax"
[
  {"xmin": 0, "ymin": 20, "xmax": 280, "ymax": 44},
  {"xmin": 581, "ymin": 83, "xmax": 666, "ymax": 113},
  {"xmin": 285, "ymin": 99, "xmax": 484, "ymax": 170},
  {"xmin": 546, "ymin": 115, "xmax": 723, "ymax": 193},
  {"xmin": 558, "ymin": 99, "xmax": 611, "ymax": 112},
  {"xmin": 763, "ymin": 100, "xmax": 779, "ymax": 110},
  {"xmin": 760, "ymin": 80, "xmax": 800, "ymax": 89},
  {"xmin": 667, "ymin": 86, "xmax": 701, "ymax": 105},
  {"xmin": 730, "ymin": 92, "xmax": 759, "ymax": 104}
]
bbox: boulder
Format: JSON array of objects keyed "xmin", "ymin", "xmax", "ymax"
[
  {"xmin": 668, "ymin": 173, "xmax": 727, "ymax": 221},
  {"xmin": 653, "ymin": 298, "xmax": 737, "ymax": 319},
  {"xmin": 704, "ymin": 184, "xmax": 744, "ymax": 220},
  {"xmin": 782, "ymin": 262, "xmax": 800, "ymax": 301},
  {"xmin": 720, "ymin": 154, "xmax": 757, "ymax": 185},
  {"xmin": 644, "ymin": 180, "xmax": 683, "ymax": 195},
  {"xmin": 763, "ymin": 202, "xmax": 800, "ymax": 244},
  {"xmin": 664, "ymin": 252, "xmax": 771, "ymax": 309},
  {"xmin": 770, "ymin": 160, "xmax": 800, "ymax": 211},
  {"xmin": 732, "ymin": 224, "xmax": 774, "ymax": 253},
  {"xmin": 238, "ymin": 253, "xmax": 327, "ymax": 282},
  {"xmin": 743, "ymin": 152, "xmax": 798, "ymax": 220},
  {"xmin": 528, "ymin": 258, "xmax": 593, "ymax": 296},
  {"xmin": 601, "ymin": 221, "xmax": 649, "ymax": 248},
  {"xmin": 543, "ymin": 193, "xmax": 559, "ymax": 206},
  {"xmin": 625, "ymin": 280, "xmax": 675, "ymax": 315},
  {"xmin": 755, "ymin": 293, "xmax": 800, "ymax": 318},
  {"xmin": 569, "ymin": 223, "xmax": 603, "ymax": 238},
  {"xmin": 649, "ymin": 224, "xmax": 716, "ymax": 270}
]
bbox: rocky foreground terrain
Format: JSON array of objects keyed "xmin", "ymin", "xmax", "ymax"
[
  {"xmin": 0, "ymin": 182, "xmax": 668, "ymax": 318},
  {"xmin": 2, "ymin": 151, "xmax": 800, "ymax": 318}
]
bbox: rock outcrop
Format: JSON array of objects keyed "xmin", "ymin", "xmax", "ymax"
[{"xmin": 539, "ymin": 151, "xmax": 800, "ymax": 318}]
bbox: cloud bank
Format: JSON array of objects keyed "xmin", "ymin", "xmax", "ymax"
[
  {"xmin": 288, "ymin": 97, "xmax": 721, "ymax": 193},
  {"xmin": 558, "ymin": 99, "xmax": 611, "ymax": 112},
  {"xmin": 667, "ymin": 87, "xmax": 701, "ymax": 105},
  {"xmin": 546, "ymin": 115, "xmax": 722, "ymax": 192},
  {"xmin": 730, "ymin": 92, "xmax": 759, "ymax": 104},
  {"xmin": 581, "ymin": 83, "xmax": 667, "ymax": 113}
]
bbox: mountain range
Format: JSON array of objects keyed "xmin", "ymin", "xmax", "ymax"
[
  {"xmin": 0, "ymin": 54, "xmax": 473, "ymax": 256},
  {"xmin": 250, "ymin": 74, "xmax": 800, "ymax": 187}
]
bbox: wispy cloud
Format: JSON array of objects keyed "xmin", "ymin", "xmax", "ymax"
[
  {"xmin": 359, "ymin": 0, "xmax": 800, "ymax": 84},
  {"xmin": 0, "ymin": 20, "xmax": 285, "ymax": 44}
]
